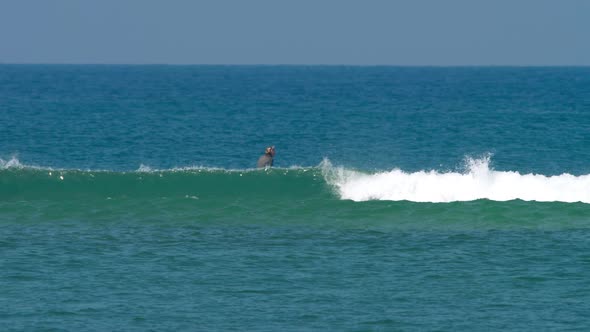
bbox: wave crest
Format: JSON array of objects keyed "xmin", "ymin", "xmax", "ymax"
[{"xmin": 3, "ymin": 156, "xmax": 590, "ymax": 204}]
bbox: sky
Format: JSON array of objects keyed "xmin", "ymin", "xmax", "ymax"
[{"xmin": 0, "ymin": 0, "xmax": 588, "ymax": 65}]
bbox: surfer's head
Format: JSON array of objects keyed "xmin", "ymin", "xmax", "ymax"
[{"xmin": 265, "ymin": 146, "xmax": 276, "ymax": 156}]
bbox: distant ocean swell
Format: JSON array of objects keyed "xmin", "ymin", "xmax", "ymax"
[{"xmin": 2, "ymin": 156, "xmax": 590, "ymax": 204}]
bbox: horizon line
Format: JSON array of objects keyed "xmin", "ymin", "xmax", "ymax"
[{"xmin": 1, "ymin": 62, "xmax": 589, "ymax": 68}]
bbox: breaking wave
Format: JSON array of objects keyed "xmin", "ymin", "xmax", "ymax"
[
  {"xmin": 322, "ymin": 156, "xmax": 590, "ymax": 203},
  {"xmin": 2, "ymin": 156, "xmax": 590, "ymax": 204}
]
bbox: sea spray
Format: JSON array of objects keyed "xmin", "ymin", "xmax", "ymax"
[{"xmin": 0, "ymin": 156, "xmax": 25, "ymax": 169}]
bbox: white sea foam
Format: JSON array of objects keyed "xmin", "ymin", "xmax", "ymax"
[
  {"xmin": 0, "ymin": 156, "xmax": 49, "ymax": 170},
  {"xmin": 321, "ymin": 157, "xmax": 590, "ymax": 203},
  {"xmin": 0, "ymin": 156, "xmax": 24, "ymax": 169},
  {"xmin": 137, "ymin": 164, "xmax": 153, "ymax": 172},
  {"xmin": 135, "ymin": 163, "xmax": 314, "ymax": 173}
]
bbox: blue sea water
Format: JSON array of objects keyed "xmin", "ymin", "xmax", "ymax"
[{"xmin": 2, "ymin": 65, "xmax": 590, "ymax": 331}]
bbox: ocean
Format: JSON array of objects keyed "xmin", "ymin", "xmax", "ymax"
[{"xmin": 2, "ymin": 65, "xmax": 590, "ymax": 331}]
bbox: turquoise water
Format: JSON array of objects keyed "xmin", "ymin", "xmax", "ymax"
[{"xmin": 2, "ymin": 65, "xmax": 590, "ymax": 331}]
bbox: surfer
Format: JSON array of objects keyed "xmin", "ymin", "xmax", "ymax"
[{"xmin": 257, "ymin": 146, "xmax": 276, "ymax": 168}]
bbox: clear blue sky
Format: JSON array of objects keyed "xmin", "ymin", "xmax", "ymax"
[{"xmin": 1, "ymin": 0, "xmax": 588, "ymax": 65}]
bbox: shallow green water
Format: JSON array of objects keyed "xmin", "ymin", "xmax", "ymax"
[{"xmin": 4, "ymin": 224, "xmax": 590, "ymax": 331}]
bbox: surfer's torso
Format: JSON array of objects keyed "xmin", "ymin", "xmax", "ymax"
[{"xmin": 257, "ymin": 154, "xmax": 273, "ymax": 168}]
